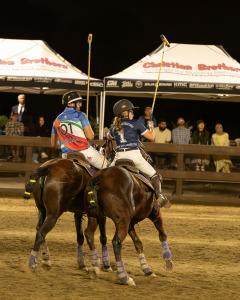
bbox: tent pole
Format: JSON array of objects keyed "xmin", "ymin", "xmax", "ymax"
[
  {"xmin": 99, "ymin": 91, "xmax": 103, "ymax": 139},
  {"xmin": 96, "ymin": 93, "xmax": 99, "ymax": 124},
  {"xmin": 99, "ymin": 91, "xmax": 106, "ymax": 139}
]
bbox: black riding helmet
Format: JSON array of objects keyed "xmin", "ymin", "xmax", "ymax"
[
  {"xmin": 62, "ymin": 91, "xmax": 85, "ymax": 106},
  {"xmin": 113, "ymin": 99, "xmax": 138, "ymax": 116}
]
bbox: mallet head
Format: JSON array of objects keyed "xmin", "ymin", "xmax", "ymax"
[{"xmin": 160, "ymin": 34, "xmax": 170, "ymax": 47}]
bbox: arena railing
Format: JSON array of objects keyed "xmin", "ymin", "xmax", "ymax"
[{"xmin": 0, "ymin": 136, "xmax": 240, "ymax": 205}]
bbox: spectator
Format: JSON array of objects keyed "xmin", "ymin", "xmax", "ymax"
[
  {"xmin": 138, "ymin": 107, "xmax": 157, "ymax": 141},
  {"xmin": 211, "ymin": 123, "xmax": 232, "ymax": 173},
  {"xmin": 154, "ymin": 119, "xmax": 171, "ymax": 143},
  {"xmin": 5, "ymin": 113, "xmax": 24, "ymax": 162},
  {"xmin": 191, "ymin": 120, "xmax": 210, "ymax": 171},
  {"xmin": 11, "ymin": 94, "xmax": 33, "ymax": 136},
  {"xmin": 34, "ymin": 116, "xmax": 50, "ymax": 137},
  {"xmin": 171, "ymin": 117, "xmax": 191, "ymax": 169},
  {"xmin": 32, "ymin": 116, "xmax": 50, "ymax": 163},
  {"xmin": 153, "ymin": 119, "xmax": 171, "ymax": 169},
  {"xmin": 172, "ymin": 117, "xmax": 191, "ymax": 144}
]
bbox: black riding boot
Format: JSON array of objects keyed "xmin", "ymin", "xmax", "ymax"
[{"xmin": 150, "ymin": 174, "xmax": 171, "ymax": 209}]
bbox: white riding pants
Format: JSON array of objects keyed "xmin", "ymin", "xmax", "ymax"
[
  {"xmin": 110, "ymin": 149, "xmax": 156, "ymax": 177},
  {"xmin": 62, "ymin": 146, "xmax": 108, "ymax": 169}
]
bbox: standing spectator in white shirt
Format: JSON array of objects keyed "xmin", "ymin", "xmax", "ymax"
[{"xmin": 11, "ymin": 94, "xmax": 33, "ymax": 136}]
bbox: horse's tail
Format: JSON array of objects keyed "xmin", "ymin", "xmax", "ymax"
[
  {"xmin": 86, "ymin": 175, "xmax": 101, "ymax": 216},
  {"xmin": 23, "ymin": 165, "xmax": 49, "ymax": 200}
]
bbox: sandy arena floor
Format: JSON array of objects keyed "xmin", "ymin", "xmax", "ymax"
[{"xmin": 0, "ymin": 197, "xmax": 239, "ymax": 300}]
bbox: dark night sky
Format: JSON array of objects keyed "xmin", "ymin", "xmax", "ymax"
[{"xmin": 0, "ymin": 1, "xmax": 239, "ymax": 137}]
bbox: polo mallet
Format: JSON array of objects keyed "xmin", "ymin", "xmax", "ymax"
[
  {"xmin": 86, "ymin": 33, "xmax": 93, "ymax": 117},
  {"xmin": 151, "ymin": 34, "xmax": 170, "ymax": 115}
]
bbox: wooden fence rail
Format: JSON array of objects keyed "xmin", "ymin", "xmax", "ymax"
[{"xmin": 1, "ymin": 136, "xmax": 240, "ymax": 205}]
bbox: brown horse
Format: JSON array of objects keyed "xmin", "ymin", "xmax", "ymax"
[
  {"xmin": 84, "ymin": 161, "xmax": 173, "ymax": 286},
  {"xmin": 26, "ymin": 156, "xmax": 111, "ymax": 271}
]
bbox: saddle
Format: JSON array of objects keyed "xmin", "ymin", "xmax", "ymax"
[
  {"xmin": 66, "ymin": 153, "xmax": 95, "ymax": 177},
  {"xmin": 115, "ymin": 159, "xmax": 155, "ymax": 192}
]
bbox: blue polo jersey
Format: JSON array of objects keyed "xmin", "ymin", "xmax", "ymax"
[{"xmin": 110, "ymin": 118, "xmax": 148, "ymax": 149}]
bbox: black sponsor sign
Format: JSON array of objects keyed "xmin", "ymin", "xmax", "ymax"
[
  {"xmin": 0, "ymin": 78, "xmax": 103, "ymax": 92},
  {"xmin": 104, "ymin": 78, "xmax": 240, "ymax": 95}
]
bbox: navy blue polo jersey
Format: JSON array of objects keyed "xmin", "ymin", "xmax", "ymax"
[{"xmin": 110, "ymin": 118, "xmax": 148, "ymax": 149}]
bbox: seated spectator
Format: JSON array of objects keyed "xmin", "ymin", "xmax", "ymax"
[
  {"xmin": 153, "ymin": 119, "xmax": 171, "ymax": 169},
  {"xmin": 5, "ymin": 113, "xmax": 24, "ymax": 162},
  {"xmin": 191, "ymin": 120, "xmax": 210, "ymax": 171},
  {"xmin": 172, "ymin": 117, "xmax": 191, "ymax": 144},
  {"xmin": 32, "ymin": 116, "xmax": 50, "ymax": 163},
  {"xmin": 138, "ymin": 107, "xmax": 157, "ymax": 141},
  {"xmin": 154, "ymin": 119, "xmax": 171, "ymax": 143},
  {"xmin": 34, "ymin": 116, "xmax": 50, "ymax": 137},
  {"xmin": 171, "ymin": 117, "xmax": 191, "ymax": 169},
  {"xmin": 211, "ymin": 123, "xmax": 232, "ymax": 173}
]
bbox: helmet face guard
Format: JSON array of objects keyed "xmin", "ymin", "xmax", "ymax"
[
  {"xmin": 113, "ymin": 99, "xmax": 138, "ymax": 116},
  {"xmin": 62, "ymin": 91, "xmax": 85, "ymax": 106}
]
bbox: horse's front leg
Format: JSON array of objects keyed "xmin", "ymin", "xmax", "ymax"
[
  {"xmin": 128, "ymin": 224, "xmax": 156, "ymax": 277},
  {"xmin": 74, "ymin": 212, "xmax": 87, "ymax": 270},
  {"xmin": 98, "ymin": 214, "xmax": 111, "ymax": 271},
  {"xmin": 148, "ymin": 210, "xmax": 173, "ymax": 271},
  {"xmin": 84, "ymin": 217, "xmax": 101, "ymax": 274}
]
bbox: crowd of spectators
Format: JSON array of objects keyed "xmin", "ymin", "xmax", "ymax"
[
  {"xmin": 137, "ymin": 106, "xmax": 234, "ymax": 173},
  {"xmin": 0, "ymin": 94, "xmax": 51, "ymax": 163}
]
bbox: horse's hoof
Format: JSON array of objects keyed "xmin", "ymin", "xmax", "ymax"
[
  {"xmin": 143, "ymin": 267, "xmax": 154, "ymax": 276},
  {"xmin": 41, "ymin": 259, "xmax": 52, "ymax": 269},
  {"xmin": 92, "ymin": 266, "xmax": 101, "ymax": 275},
  {"xmin": 79, "ymin": 266, "xmax": 89, "ymax": 273},
  {"xmin": 127, "ymin": 277, "xmax": 136, "ymax": 286},
  {"xmin": 102, "ymin": 266, "xmax": 112, "ymax": 272},
  {"xmin": 28, "ymin": 256, "xmax": 38, "ymax": 272},
  {"xmin": 165, "ymin": 259, "xmax": 173, "ymax": 271}
]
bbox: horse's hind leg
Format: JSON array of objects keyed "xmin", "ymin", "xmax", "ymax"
[
  {"xmin": 36, "ymin": 208, "xmax": 51, "ymax": 269},
  {"xmin": 112, "ymin": 218, "xmax": 135, "ymax": 286},
  {"xmin": 84, "ymin": 217, "xmax": 101, "ymax": 274},
  {"xmin": 148, "ymin": 210, "xmax": 173, "ymax": 271},
  {"xmin": 74, "ymin": 212, "xmax": 87, "ymax": 270},
  {"xmin": 128, "ymin": 225, "xmax": 155, "ymax": 277},
  {"xmin": 98, "ymin": 214, "xmax": 111, "ymax": 271},
  {"xmin": 29, "ymin": 212, "xmax": 60, "ymax": 271}
]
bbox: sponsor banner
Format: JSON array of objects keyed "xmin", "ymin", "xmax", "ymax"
[
  {"xmin": 104, "ymin": 78, "xmax": 240, "ymax": 94},
  {"xmin": 0, "ymin": 78, "xmax": 103, "ymax": 91},
  {"xmin": 142, "ymin": 61, "xmax": 240, "ymax": 78}
]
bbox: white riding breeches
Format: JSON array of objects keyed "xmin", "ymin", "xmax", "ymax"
[
  {"xmin": 62, "ymin": 146, "xmax": 108, "ymax": 169},
  {"xmin": 110, "ymin": 149, "xmax": 156, "ymax": 178}
]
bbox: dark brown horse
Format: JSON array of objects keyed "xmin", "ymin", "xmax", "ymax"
[
  {"xmin": 84, "ymin": 161, "xmax": 173, "ymax": 286},
  {"xmin": 26, "ymin": 156, "xmax": 111, "ymax": 271}
]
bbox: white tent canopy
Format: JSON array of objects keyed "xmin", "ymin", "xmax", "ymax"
[
  {"xmin": 100, "ymin": 43, "xmax": 240, "ymax": 138},
  {"xmin": 0, "ymin": 38, "xmax": 103, "ymax": 95},
  {"xmin": 104, "ymin": 43, "xmax": 240, "ymax": 98}
]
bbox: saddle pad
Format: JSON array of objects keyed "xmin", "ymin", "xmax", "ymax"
[
  {"xmin": 72, "ymin": 159, "xmax": 94, "ymax": 177},
  {"xmin": 133, "ymin": 172, "xmax": 155, "ymax": 192}
]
